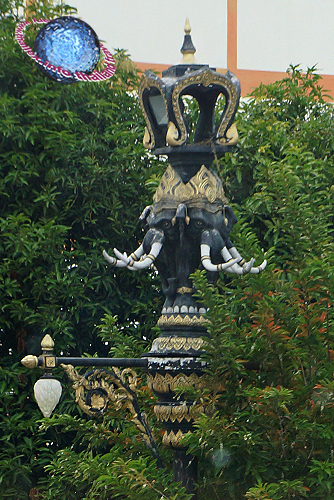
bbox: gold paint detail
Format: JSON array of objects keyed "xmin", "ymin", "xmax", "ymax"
[
  {"xmin": 21, "ymin": 354, "xmax": 38, "ymax": 369},
  {"xmin": 138, "ymin": 74, "xmax": 169, "ymax": 150},
  {"xmin": 166, "ymin": 121, "xmax": 183, "ymax": 146},
  {"xmin": 157, "ymin": 314, "xmax": 209, "ymax": 327},
  {"xmin": 171, "ymin": 68, "xmax": 238, "ymax": 146},
  {"xmin": 153, "ymin": 164, "xmax": 226, "ymax": 211},
  {"xmin": 147, "ymin": 372, "xmax": 205, "ymax": 394},
  {"xmin": 154, "ymin": 403, "xmax": 205, "ymax": 423},
  {"xmin": 184, "ymin": 17, "xmax": 191, "ymax": 35},
  {"xmin": 162, "ymin": 429, "xmax": 191, "ymax": 447},
  {"xmin": 90, "ymin": 394, "xmax": 106, "ymax": 411},
  {"xmin": 41, "ymin": 334, "xmax": 54, "ymax": 350},
  {"xmin": 151, "ymin": 336, "xmax": 205, "ymax": 352},
  {"xmin": 180, "ymin": 53, "xmax": 197, "ymax": 65},
  {"xmin": 218, "ymin": 122, "xmax": 239, "ymax": 146},
  {"xmin": 45, "ymin": 356, "xmax": 56, "ymax": 368},
  {"xmin": 143, "ymin": 127, "xmax": 151, "ymax": 149},
  {"xmin": 202, "ymin": 70, "xmax": 213, "ymax": 87},
  {"xmin": 176, "ymin": 287, "xmax": 193, "ymax": 294},
  {"xmin": 61, "ymin": 364, "xmax": 157, "ymax": 451},
  {"xmin": 61, "ymin": 364, "xmax": 138, "ymax": 414}
]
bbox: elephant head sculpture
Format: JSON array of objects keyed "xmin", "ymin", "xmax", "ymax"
[{"xmin": 104, "ymin": 163, "xmax": 266, "ymax": 316}]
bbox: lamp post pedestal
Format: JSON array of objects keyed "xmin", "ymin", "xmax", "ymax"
[{"xmin": 144, "ymin": 318, "xmax": 208, "ymax": 498}]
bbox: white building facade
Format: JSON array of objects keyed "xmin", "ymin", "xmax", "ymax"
[{"xmin": 68, "ymin": 0, "xmax": 334, "ymax": 97}]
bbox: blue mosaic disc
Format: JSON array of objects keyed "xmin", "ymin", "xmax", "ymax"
[{"xmin": 33, "ymin": 16, "xmax": 100, "ymax": 83}]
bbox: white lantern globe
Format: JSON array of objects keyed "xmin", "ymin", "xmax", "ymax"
[{"xmin": 34, "ymin": 376, "xmax": 62, "ymax": 417}]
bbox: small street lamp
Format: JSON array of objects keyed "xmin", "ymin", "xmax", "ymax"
[{"xmin": 22, "ymin": 20, "xmax": 266, "ymax": 498}]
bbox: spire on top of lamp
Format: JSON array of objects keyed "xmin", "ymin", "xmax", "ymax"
[{"xmin": 180, "ymin": 18, "xmax": 197, "ymax": 64}]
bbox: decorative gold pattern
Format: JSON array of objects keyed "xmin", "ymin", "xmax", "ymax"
[
  {"xmin": 61, "ymin": 364, "xmax": 136, "ymax": 413},
  {"xmin": 162, "ymin": 429, "xmax": 190, "ymax": 447},
  {"xmin": 151, "ymin": 336, "xmax": 205, "ymax": 352},
  {"xmin": 166, "ymin": 121, "xmax": 182, "ymax": 146},
  {"xmin": 176, "ymin": 287, "xmax": 193, "ymax": 294},
  {"xmin": 147, "ymin": 372, "xmax": 204, "ymax": 394},
  {"xmin": 202, "ymin": 70, "xmax": 213, "ymax": 88},
  {"xmin": 171, "ymin": 68, "xmax": 239, "ymax": 146},
  {"xmin": 61, "ymin": 364, "xmax": 157, "ymax": 452},
  {"xmin": 218, "ymin": 122, "xmax": 239, "ymax": 146},
  {"xmin": 143, "ymin": 127, "xmax": 151, "ymax": 149},
  {"xmin": 90, "ymin": 393, "xmax": 106, "ymax": 411},
  {"xmin": 139, "ymin": 74, "xmax": 168, "ymax": 150},
  {"xmin": 153, "ymin": 164, "xmax": 226, "ymax": 212},
  {"xmin": 45, "ymin": 356, "xmax": 56, "ymax": 368},
  {"xmin": 157, "ymin": 314, "xmax": 209, "ymax": 328},
  {"xmin": 154, "ymin": 403, "xmax": 205, "ymax": 423}
]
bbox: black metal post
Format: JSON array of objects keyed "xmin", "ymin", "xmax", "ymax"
[
  {"xmin": 53, "ymin": 357, "xmax": 148, "ymax": 368},
  {"xmin": 173, "ymin": 449, "xmax": 198, "ymax": 498}
]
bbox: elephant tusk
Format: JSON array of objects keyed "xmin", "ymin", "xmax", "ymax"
[
  {"xmin": 113, "ymin": 245, "xmax": 147, "ymax": 269},
  {"xmin": 201, "ymin": 244, "xmax": 238, "ymax": 272},
  {"xmin": 139, "ymin": 205, "xmax": 152, "ymax": 222},
  {"xmin": 128, "ymin": 242, "xmax": 163, "ymax": 270},
  {"xmin": 103, "ymin": 250, "xmax": 128, "ymax": 268},
  {"xmin": 221, "ymin": 246, "xmax": 244, "ymax": 274},
  {"xmin": 249, "ymin": 259, "xmax": 267, "ymax": 274},
  {"xmin": 226, "ymin": 246, "xmax": 255, "ymax": 273},
  {"xmin": 103, "ymin": 250, "xmax": 116, "ymax": 265},
  {"xmin": 113, "ymin": 248, "xmax": 131, "ymax": 265},
  {"xmin": 129, "ymin": 244, "xmax": 145, "ymax": 263},
  {"xmin": 227, "ymin": 246, "xmax": 267, "ymax": 274},
  {"xmin": 243, "ymin": 258, "xmax": 255, "ymax": 273}
]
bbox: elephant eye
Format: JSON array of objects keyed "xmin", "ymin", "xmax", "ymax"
[
  {"xmin": 162, "ymin": 221, "xmax": 170, "ymax": 228},
  {"xmin": 195, "ymin": 220, "xmax": 204, "ymax": 227}
]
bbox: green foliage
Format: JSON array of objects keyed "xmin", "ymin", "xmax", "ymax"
[
  {"xmin": 0, "ymin": 0, "xmax": 162, "ymax": 363},
  {"xmin": 42, "ymin": 452, "xmax": 192, "ymax": 500},
  {"xmin": 0, "ymin": 0, "xmax": 163, "ymax": 497},
  {"xmin": 184, "ymin": 66, "xmax": 334, "ymax": 499},
  {"xmin": 218, "ymin": 64, "xmax": 334, "ymax": 205},
  {"xmin": 245, "ymin": 479, "xmax": 309, "ymax": 500},
  {"xmin": 36, "ymin": 410, "xmax": 188, "ymax": 500}
]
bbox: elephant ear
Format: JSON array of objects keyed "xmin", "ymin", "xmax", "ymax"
[{"xmin": 222, "ymin": 205, "xmax": 238, "ymax": 238}]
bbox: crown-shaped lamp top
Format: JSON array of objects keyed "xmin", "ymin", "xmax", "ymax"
[{"xmin": 138, "ymin": 19, "xmax": 241, "ymax": 163}]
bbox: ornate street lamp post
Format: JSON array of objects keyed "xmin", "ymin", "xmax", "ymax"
[{"xmin": 22, "ymin": 21, "xmax": 266, "ymax": 497}]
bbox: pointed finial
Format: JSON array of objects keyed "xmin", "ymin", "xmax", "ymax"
[
  {"xmin": 21, "ymin": 354, "xmax": 39, "ymax": 369},
  {"xmin": 41, "ymin": 334, "xmax": 54, "ymax": 350},
  {"xmin": 180, "ymin": 18, "xmax": 197, "ymax": 64},
  {"xmin": 184, "ymin": 17, "xmax": 191, "ymax": 35}
]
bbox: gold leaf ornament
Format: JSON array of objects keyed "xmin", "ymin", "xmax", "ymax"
[{"xmin": 166, "ymin": 121, "xmax": 183, "ymax": 146}]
